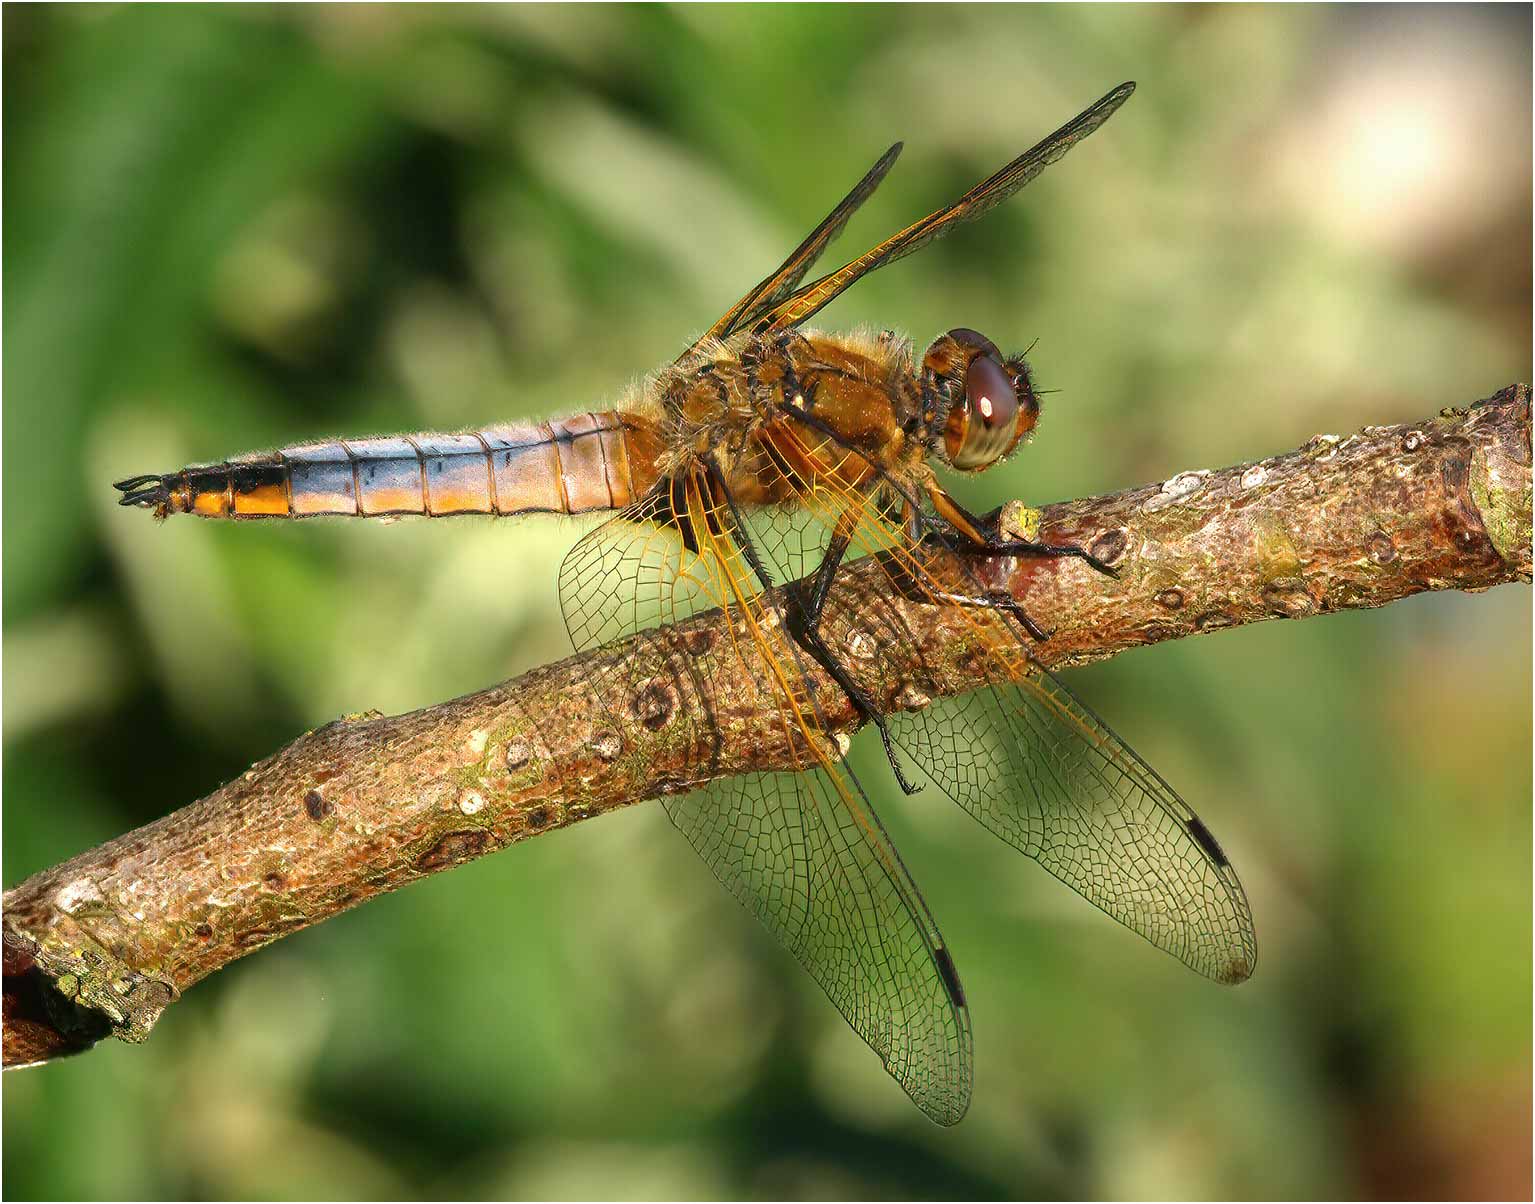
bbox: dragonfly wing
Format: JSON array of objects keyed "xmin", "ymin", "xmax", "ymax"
[
  {"xmin": 557, "ymin": 469, "xmax": 972, "ymax": 1123},
  {"xmin": 667, "ymin": 764, "xmax": 972, "ymax": 1125},
  {"xmin": 886, "ymin": 666, "xmax": 1256, "ymax": 984},
  {"xmin": 559, "ymin": 481, "xmax": 724, "ymax": 655},
  {"xmin": 676, "ymin": 142, "xmax": 903, "ymax": 362},
  {"xmin": 731, "ymin": 431, "xmax": 1256, "ymax": 983},
  {"xmin": 751, "ymin": 81, "xmax": 1136, "ymax": 333}
]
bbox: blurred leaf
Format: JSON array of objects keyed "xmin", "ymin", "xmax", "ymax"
[{"xmin": 4, "ymin": 5, "xmax": 391, "ymax": 618}]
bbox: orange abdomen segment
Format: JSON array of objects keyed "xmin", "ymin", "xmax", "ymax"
[{"xmin": 127, "ymin": 412, "xmax": 665, "ymax": 520}]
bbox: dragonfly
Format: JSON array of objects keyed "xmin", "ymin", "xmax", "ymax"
[{"xmin": 116, "ymin": 81, "xmax": 1255, "ymax": 1125}]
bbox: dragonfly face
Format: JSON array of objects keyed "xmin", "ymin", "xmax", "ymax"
[
  {"xmin": 115, "ymin": 82, "xmax": 1256, "ymax": 1127},
  {"xmin": 918, "ymin": 326, "xmax": 1040, "ymax": 472}
]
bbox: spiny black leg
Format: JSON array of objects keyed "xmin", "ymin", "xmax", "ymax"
[
  {"xmin": 919, "ymin": 586, "xmax": 1053, "ymax": 643},
  {"xmin": 885, "ymin": 508, "xmax": 1055, "ymax": 641},
  {"xmin": 917, "ymin": 521, "xmax": 1115, "ymax": 577},
  {"xmin": 979, "ymin": 536, "xmax": 1118, "ymax": 577},
  {"xmin": 783, "ymin": 608, "xmax": 922, "ymax": 796},
  {"xmin": 702, "ymin": 459, "xmax": 919, "ymax": 795},
  {"xmin": 786, "ymin": 532, "xmax": 922, "ymax": 796},
  {"xmin": 941, "ymin": 496, "xmax": 1119, "ymax": 578},
  {"xmin": 982, "ymin": 591, "xmax": 1053, "ymax": 642}
]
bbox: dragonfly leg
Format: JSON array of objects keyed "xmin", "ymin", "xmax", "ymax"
[
  {"xmin": 929, "ymin": 587, "xmax": 1053, "ymax": 642},
  {"xmin": 785, "ymin": 530, "xmax": 923, "ymax": 796},
  {"xmin": 980, "ymin": 535, "xmax": 1118, "ymax": 577},
  {"xmin": 924, "ymin": 489, "xmax": 1119, "ymax": 578},
  {"xmin": 888, "ymin": 504, "xmax": 1053, "ymax": 642},
  {"xmin": 702, "ymin": 455, "xmax": 919, "ymax": 795}
]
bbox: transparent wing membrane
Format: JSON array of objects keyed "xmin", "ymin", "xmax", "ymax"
[
  {"xmin": 754, "ymin": 82, "xmax": 1136, "ymax": 332},
  {"xmin": 549, "ymin": 81, "xmax": 1253, "ymax": 1123},
  {"xmin": 763, "ymin": 419, "xmax": 1257, "ymax": 982},
  {"xmin": 668, "ymin": 766, "xmax": 972, "ymax": 1126},
  {"xmin": 558, "ymin": 466, "xmax": 973, "ymax": 1125},
  {"xmin": 679, "ymin": 142, "xmax": 904, "ymax": 362},
  {"xmin": 559, "ymin": 486, "xmax": 723, "ymax": 653},
  {"xmin": 887, "ymin": 674, "xmax": 1256, "ymax": 984}
]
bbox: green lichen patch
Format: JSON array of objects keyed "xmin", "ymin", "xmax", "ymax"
[
  {"xmin": 998, "ymin": 500, "xmax": 1043, "ymax": 542},
  {"xmin": 29, "ymin": 929, "xmax": 173, "ymax": 1045},
  {"xmin": 1250, "ymin": 514, "xmax": 1303, "ymax": 582},
  {"xmin": 1471, "ymin": 445, "xmax": 1534, "ymax": 565}
]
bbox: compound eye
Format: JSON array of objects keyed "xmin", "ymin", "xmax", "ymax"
[
  {"xmin": 945, "ymin": 354, "xmax": 1019, "ymax": 470},
  {"xmin": 946, "ymin": 328, "xmax": 1003, "ymax": 359}
]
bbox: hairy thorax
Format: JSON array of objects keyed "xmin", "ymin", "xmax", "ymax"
[{"xmin": 641, "ymin": 329, "xmax": 929, "ymax": 507}]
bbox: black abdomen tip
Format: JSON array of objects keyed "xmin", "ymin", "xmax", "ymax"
[{"xmin": 114, "ymin": 473, "xmax": 169, "ymax": 508}]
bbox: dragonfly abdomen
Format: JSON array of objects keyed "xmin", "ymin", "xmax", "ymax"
[{"xmin": 116, "ymin": 412, "xmax": 664, "ymax": 520}]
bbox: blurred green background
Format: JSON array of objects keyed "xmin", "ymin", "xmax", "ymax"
[{"xmin": 4, "ymin": 4, "xmax": 1530, "ymax": 1199}]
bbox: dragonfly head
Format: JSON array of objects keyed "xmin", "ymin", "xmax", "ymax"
[{"xmin": 920, "ymin": 328, "xmax": 1039, "ymax": 473}]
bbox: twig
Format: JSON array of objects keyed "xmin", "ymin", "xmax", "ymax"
[{"xmin": 4, "ymin": 385, "xmax": 1528, "ymax": 1068}]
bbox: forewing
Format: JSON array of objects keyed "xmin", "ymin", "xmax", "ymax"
[
  {"xmin": 678, "ymin": 143, "xmax": 903, "ymax": 363},
  {"xmin": 557, "ymin": 472, "xmax": 972, "ymax": 1123},
  {"xmin": 751, "ymin": 81, "xmax": 1136, "ymax": 332}
]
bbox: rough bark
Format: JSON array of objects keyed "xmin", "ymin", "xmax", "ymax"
[{"xmin": 5, "ymin": 385, "xmax": 1529, "ymax": 1069}]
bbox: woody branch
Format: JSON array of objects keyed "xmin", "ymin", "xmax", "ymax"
[{"xmin": 4, "ymin": 385, "xmax": 1528, "ymax": 1069}]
